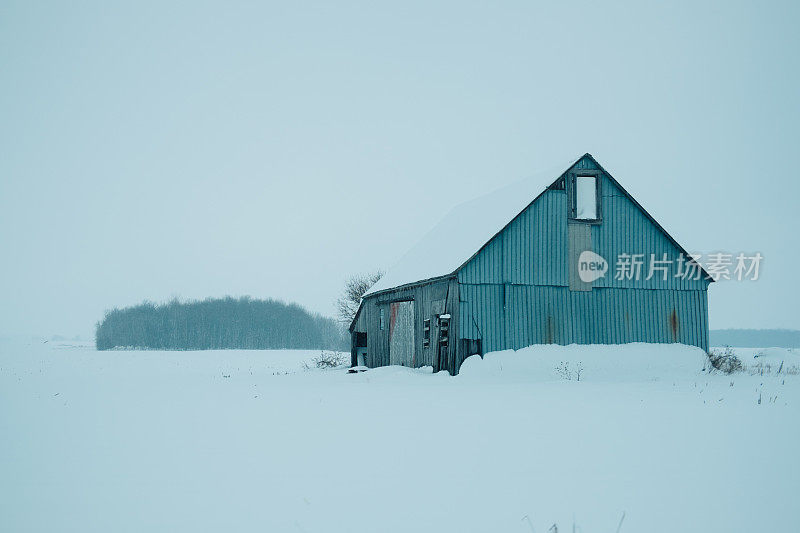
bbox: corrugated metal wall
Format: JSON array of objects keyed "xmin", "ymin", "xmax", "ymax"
[
  {"xmin": 459, "ymin": 284, "xmax": 709, "ymax": 352},
  {"xmin": 457, "ymin": 154, "xmax": 710, "ymax": 357},
  {"xmin": 458, "ymin": 189, "xmax": 569, "ymax": 286},
  {"xmin": 458, "ymin": 159, "xmax": 707, "ymax": 291}
]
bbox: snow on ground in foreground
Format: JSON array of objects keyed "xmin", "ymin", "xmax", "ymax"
[{"xmin": 1, "ymin": 340, "xmax": 799, "ymax": 533}]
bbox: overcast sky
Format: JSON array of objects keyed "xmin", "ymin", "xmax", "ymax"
[{"xmin": 1, "ymin": 1, "xmax": 798, "ymax": 338}]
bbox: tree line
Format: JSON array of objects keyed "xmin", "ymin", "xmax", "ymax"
[
  {"xmin": 95, "ymin": 297, "xmax": 347, "ymax": 351},
  {"xmin": 710, "ymin": 329, "xmax": 800, "ymax": 348}
]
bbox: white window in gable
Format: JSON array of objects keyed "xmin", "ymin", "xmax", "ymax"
[{"xmin": 575, "ymin": 175, "xmax": 598, "ymax": 220}]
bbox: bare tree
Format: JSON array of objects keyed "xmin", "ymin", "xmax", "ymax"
[{"xmin": 336, "ymin": 271, "xmax": 383, "ymax": 324}]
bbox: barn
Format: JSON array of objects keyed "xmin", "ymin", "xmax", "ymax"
[{"xmin": 349, "ymin": 154, "xmax": 712, "ymax": 375}]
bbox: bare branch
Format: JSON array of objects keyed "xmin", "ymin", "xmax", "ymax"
[{"xmin": 336, "ymin": 271, "xmax": 383, "ymax": 324}]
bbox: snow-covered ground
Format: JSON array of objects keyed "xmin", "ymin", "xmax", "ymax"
[{"xmin": 1, "ymin": 340, "xmax": 798, "ymax": 533}]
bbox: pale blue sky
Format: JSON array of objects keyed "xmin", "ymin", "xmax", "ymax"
[{"xmin": 1, "ymin": 1, "xmax": 798, "ymax": 337}]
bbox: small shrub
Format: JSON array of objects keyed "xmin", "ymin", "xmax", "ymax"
[
  {"xmin": 555, "ymin": 361, "xmax": 583, "ymax": 381},
  {"xmin": 305, "ymin": 350, "xmax": 346, "ymax": 370},
  {"xmin": 707, "ymin": 346, "xmax": 743, "ymax": 374}
]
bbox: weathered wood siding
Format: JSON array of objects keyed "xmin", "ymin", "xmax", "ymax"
[{"xmin": 352, "ymin": 277, "xmax": 461, "ymax": 374}]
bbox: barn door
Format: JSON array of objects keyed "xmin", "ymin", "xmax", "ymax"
[{"xmin": 389, "ymin": 301, "xmax": 415, "ymax": 367}]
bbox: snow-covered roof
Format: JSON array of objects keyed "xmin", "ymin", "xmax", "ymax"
[{"xmin": 364, "ymin": 156, "xmax": 583, "ymax": 297}]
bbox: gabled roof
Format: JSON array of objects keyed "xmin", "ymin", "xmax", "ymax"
[{"xmin": 363, "ymin": 153, "xmax": 711, "ymax": 299}]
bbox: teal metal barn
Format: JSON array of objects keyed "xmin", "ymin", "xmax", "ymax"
[{"xmin": 350, "ymin": 154, "xmax": 712, "ymax": 375}]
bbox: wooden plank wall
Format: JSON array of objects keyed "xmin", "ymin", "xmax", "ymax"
[{"xmin": 353, "ymin": 277, "xmax": 460, "ymax": 373}]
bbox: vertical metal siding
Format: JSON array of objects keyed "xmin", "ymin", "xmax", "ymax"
[
  {"xmin": 454, "ymin": 154, "xmax": 710, "ymax": 360},
  {"xmin": 458, "ymin": 283, "xmax": 505, "ymax": 353},
  {"xmin": 459, "ymin": 284, "xmax": 708, "ymax": 350},
  {"xmin": 458, "ymin": 159, "xmax": 707, "ymax": 292},
  {"xmin": 458, "ymin": 189, "xmax": 569, "ymax": 286},
  {"xmin": 591, "ymin": 180, "xmax": 707, "ymax": 291}
]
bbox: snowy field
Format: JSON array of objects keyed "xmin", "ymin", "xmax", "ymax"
[{"xmin": 1, "ymin": 340, "xmax": 798, "ymax": 533}]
